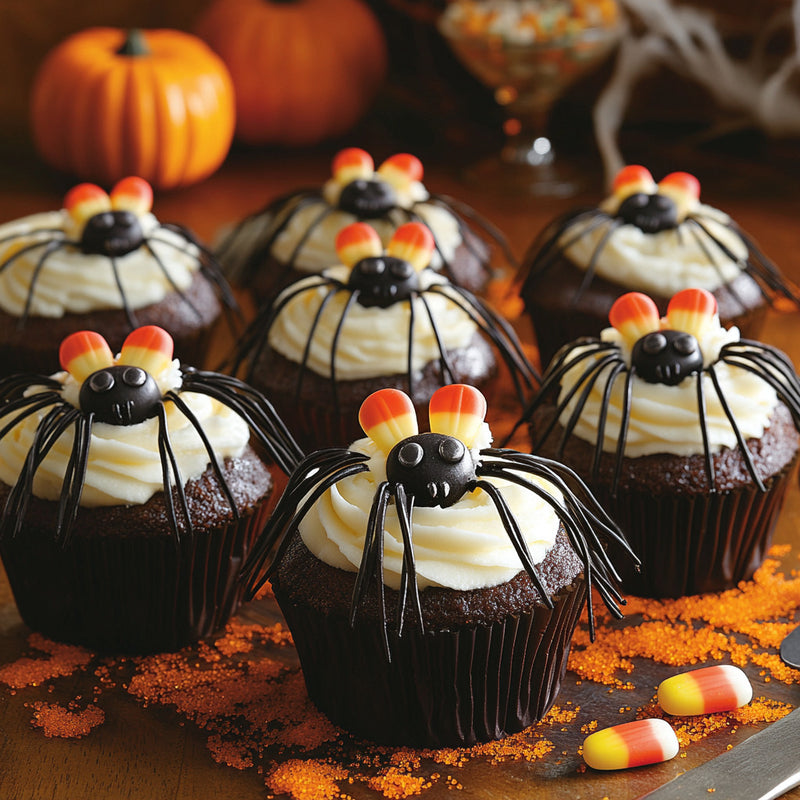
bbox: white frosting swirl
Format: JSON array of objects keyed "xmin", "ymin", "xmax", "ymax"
[
  {"xmin": 561, "ymin": 204, "xmax": 749, "ymax": 296},
  {"xmin": 267, "ymin": 267, "xmax": 478, "ymax": 380},
  {"xmin": 557, "ymin": 318, "xmax": 779, "ymax": 457},
  {"xmin": 0, "ymin": 361, "xmax": 250, "ymax": 506},
  {"xmin": 0, "ymin": 210, "xmax": 201, "ymax": 318},
  {"xmin": 268, "ymin": 177, "xmax": 462, "ymax": 271},
  {"xmin": 299, "ymin": 428, "xmax": 562, "ymax": 591}
]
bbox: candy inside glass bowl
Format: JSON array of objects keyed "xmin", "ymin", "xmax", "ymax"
[{"xmin": 438, "ymin": 0, "xmax": 622, "ymax": 196}]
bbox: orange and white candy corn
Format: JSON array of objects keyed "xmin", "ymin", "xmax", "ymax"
[
  {"xmin": 118, "ymin": 326, "xmax": 174, "ymax": 376},
  {"xmin": 583, "ymin": 718, "xmax": 679, "ymax": 771},
  {"xmin": 332, "ymin": 148, "xmax": 374, "ymax": 185},
  {"xmin": 110, "ymin": 176, "xmax": 153, "ymax": 216},
  {"xmin": 386, "ymin": 222, "xmax": 434, "ymax": 273},
  {"xmin": 658, "ymin": 171, "xmax": 700, "ymax": 221},
  {"xmin": 429, "ymin": 384, "xmax": 486, "ymax": 448},
  {"xmin": 336, "ymin": 223, "xmax": 383, "ymax": 268},
  {"xmin": 377, "ymin": 153, "xmax": 423, "ymax": 192},
  {"xmin": 59, "ymin": 331, "xmax": 115, "ymax": 383},
  {"xmin": 666, "ymin": 288, "xmax": 717, "ymax": 339},
  {"xmin": 64, "ymin": 183, "xmax": 112, "ymax": 226},
  {"xmin": 359, "ymin": 388, "xmax": 418, "ymax": 454},
  {"xmin": 611, "ymin": 165, "xmax": 657, "ymax": 203},
  {"xmin": 609, "ymin": 292, "xmax": 661, "ymax": 348},
  {"xmin": 658, "ymin": 664, "xmax": 752, "ymax": 716}
]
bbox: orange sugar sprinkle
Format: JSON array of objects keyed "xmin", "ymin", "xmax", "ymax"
[
  {"xmin": 0, "ymin": 633, "xmax": 92, "ymax": 689},
  {"xmin": 29, "ymin": 700, "xmax": 105, "ymax": 738},
  {"xmin": 366, "ymin": 768, "xmax": 435, "ymax": 798},
  {"xmin": 267, "ymin": 759, "xmax": 349, "ymax": 800}
]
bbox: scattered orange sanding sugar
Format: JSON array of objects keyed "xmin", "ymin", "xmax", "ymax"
[
  {"xmin": 2, "ymin": 547, "xmax": 800, "ymax": 798},
  {"xmin": 366, "ymin": 768, "xmax": 435, "ymax": 798},
  {"xmin": 267, "ymin": 759, "xmax": 350, "ymax": 800},
  {"xmin": 29, "ymin": 700, "xmax": 105, "ymax": 738},
  {"xmin": 569, "ymin": 548, "xmax": 800, "ymax": 688},
  {"xmin": 0, "ymin": 633, "xmax": 92, "ymax": 689}
]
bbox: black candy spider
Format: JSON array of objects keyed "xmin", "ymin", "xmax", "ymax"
[
  {"xmin": 242, "ymin": 384, "xmax": 636, "ymax": 656},
  {"xmin": 228, "ymin": 220, "xmax": 538, "ymax": 415},
  {"xmin": 0, "ymin": 325, "xmax": 303, "ymax": 546},
  {"xmin": 0, "ymin": 177, "xmax": 238, "ymax": 330},
  {"xmin": 214, "ymin": 147, "xmax": 516, "ymax": 296},
  {"xmin": 520, "ymin": 165, "xmax": 800, "ymax": 312},
  {"xmin": 515, "ymin": 287, "xmax": 800, "ymax": 495}
]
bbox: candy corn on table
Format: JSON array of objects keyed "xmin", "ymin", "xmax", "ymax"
[{"xmin": 1, "ymin": 145, "xmax": 800, "ymax": 800}]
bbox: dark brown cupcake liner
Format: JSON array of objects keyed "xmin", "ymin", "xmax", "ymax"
[
  {"xmin": 0, "ymin": 499, "xmax": 271, "ymax": 654},
  {"xmin": 273, "ymin": 575, "xmax": 587, "ymax": 748},
  {"xmin": 596, "ymin": 460, "xmax": 796, "ymax": 598}
]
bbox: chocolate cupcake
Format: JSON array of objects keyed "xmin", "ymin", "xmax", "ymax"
[
  {"xmin": 243, "ymin": 384, "xmax": 634, "ymax": 747},
  {"xmin": 229, "ymin": 221, "xmax": 537, "ymax": 451},
  {"xmin": 0, "ymin": 325, "xmax": 303, "ymax": 653},
  {"xmin": 0, "ymin": 177, "xmax": 238, "ymax": 377},
  {"xmin": 519, "ymin": 166, "xmax": 799, "ymax": 366},
  {"xmin": 215, "ymin": 147, "xmax": 514, "ymax": 300},
  {"xmin": 519, "ymin": 288, "xmax": 800, "ymax": 598}
]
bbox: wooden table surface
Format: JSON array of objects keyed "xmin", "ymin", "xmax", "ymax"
[{"xmin": 1, "ymin": 140, "xmax": 800, "ymax": 800}]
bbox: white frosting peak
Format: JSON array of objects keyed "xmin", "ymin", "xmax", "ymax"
[
  {"xmin": 0, "ymin": 209, "xmax": 202, "ymax": 318},
  {"xmin": 561, "ymin": 204, "xmax": 749, "ymax": 296},
  {"xmin": 0, "ymin": 361, "xmax": 250, "ymax": 507},
  {"xmin": 557, "ymin": 316, "xmax": 779, "ymax": 457}
]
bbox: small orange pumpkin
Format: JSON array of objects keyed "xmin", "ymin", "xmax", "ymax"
[
  {"xmin": 30, "ymin": 28, "xmax": 236, "ymax": 191},
  {"xmin": 195, "ymin": 0, "xmax": 388, "ymax": 146}
]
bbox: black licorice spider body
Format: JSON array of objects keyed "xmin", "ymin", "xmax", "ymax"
[
  {"xmin": 0, "ymin": 325, "xmax": 303, "ymax": 546},
  {"xmin": 242, "ymin": 384, "xmax": 636, "ymax": 658},
  {"xmin": 0, "ymin": 177, "xmax": 239, "ymax": 331},
  {"xmin": 214, "ymin": 147, "xmax": 515, "ymax": 296}
]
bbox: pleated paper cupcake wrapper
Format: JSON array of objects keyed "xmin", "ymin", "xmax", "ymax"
[
  {"xmin": 274, "ymin": 577, "xmax": 587, "ymax": 748},
  {"xmin": 0, "ymin": 501, "xmax": 270, "ymax": 655},
  {"xmin": 600, "ymin": 462, "xmax": 796, "ymax": 599}
]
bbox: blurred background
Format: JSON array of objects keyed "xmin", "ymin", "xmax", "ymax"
[{"xmin": 3, "ymin": 0, "xmax": 799, "ymax": 192}]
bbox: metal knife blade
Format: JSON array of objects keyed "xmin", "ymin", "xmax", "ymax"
[
  {"xmin": 637, "ymin": 706, "xmax": 800, "ymax": 800},
  {"xmin": 780, "ymin": 625, "xmax": 800, "ymax": 669}
]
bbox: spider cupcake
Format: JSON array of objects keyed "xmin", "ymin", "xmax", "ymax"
[
  {"xmin": 229, "ymin": 220, "xmax": 537, "ymax": 450},
  {"xmin": 0, "ymin": 325, "xmax": 302, "ymax": 653},
  {"xmin": 215, "ymin": 147, "xmax": 513, "ymax": 299},
  {"xmin": 518, "ymin": 165, "xmax": 799, "ymax": 366},
  {"xmin": 518, "ymin": 287, "xmax": 800, "ymax": 597},
  {"xmin": 243, "ymin": 384, "xmax": 635, "ymax": 747},
  {"xmin": 0, "ymin": 176, "xmax": 238, "ymax": 377}
]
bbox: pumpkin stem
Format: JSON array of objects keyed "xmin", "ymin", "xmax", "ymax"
[{"xmin": 117, "ymin": 29, "xmax": 150, "ymax": 57}]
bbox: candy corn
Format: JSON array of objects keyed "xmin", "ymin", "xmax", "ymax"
[
  {"xmin": 429, "ymin": 384, "xmax": 487, "ymax": 448},
  {"xmin": 378, "ymin": 153, "xmax": 423, "ymax": 192},
  {"xmin": 658, "ymin": 664, "xmax": 753, "ymax": 716},
  {"xmin": 359, "ymin": 388, "xmax": 418, "ymax": 454},
  {"xmin": 665, "ymin": 288, "xmax": 717, "ymax": 339},
  {"xmin": 335, "ymin": 223, "xmax": 383, "ymax": 268},
  {"xmin": 333, "ymin": 148, "xmax": 374, "ymax": 185},
  {"xmin": 609, "ymin": 292, "xmax": 661, "ymax": 347},
  {"xmin": 583, "ymin": 718, "xmax": 679, "ymax": 771},
  {"xmin": 118, "ymin": 326, "xmax": 174, "ymax": 376},
  {"xmin": 611, "ymin": 165, "xmax": 657, "ymax": 202},
  {"xmin": 110, "ymin": 176, "xmax": 153, "ymax": 216},
  {"xmin": 59, "ymin": 331, "xmax": 115, "ymax": 382},
  {"xmin": 63, "ymin": 183, "xmax": 111, "ymax": 226},
  {"xmin": 386, "ymin": 222, "xmax": 434, "ymax": 273},
  {"xmin": 658, "ymin": 171, "xmax": 701, "ymax": 221}
]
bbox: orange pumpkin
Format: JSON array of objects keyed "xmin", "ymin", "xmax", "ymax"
[
  {"xmin": 30, "ymin": 28, "xmax": 236, "ymax": 191},
  {"xmin": 195, "ymin": 0, "xmax": 388, "ymax": 146}
]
